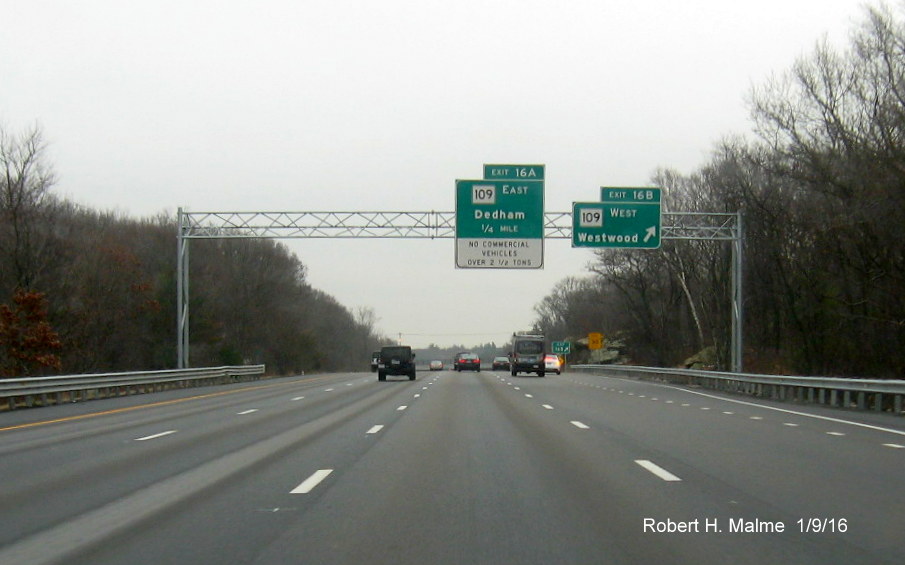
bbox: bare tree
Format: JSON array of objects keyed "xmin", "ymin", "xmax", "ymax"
[{"xmin": 0, "ymin": 124, "xmax": 58, "ymax": 291}]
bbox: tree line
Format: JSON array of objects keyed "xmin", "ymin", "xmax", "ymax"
[
  {"xmin": 1, "ymin": 127, "xmax": 389, "ymax": 376},
  {"xmin": 5, "ymin": 4, "xmax": 903, "ymax": 379},
  {"xmin": 533, "ymin": 4, "xmax": 905, "ymax": 378}
]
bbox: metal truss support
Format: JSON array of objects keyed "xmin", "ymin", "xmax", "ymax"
[
  {"xmin": 177, "ymin": 210, "xmax": 743, "ymax": 371},
  {"xmin": 177, "ymin": 209, "xmax": 190, "ymax": 369},
  {"xmin": 731, "ymin": 213, "xmax": 744, "ymax": 374}
]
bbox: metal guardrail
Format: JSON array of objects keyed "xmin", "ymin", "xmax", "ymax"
[
  {"xmin": 0, "ymin": 365, "xmax": 266, "ymax": 411},
  {"xmin": 571, "ymin": 364, "xmax": 905, "ymax": 416}
]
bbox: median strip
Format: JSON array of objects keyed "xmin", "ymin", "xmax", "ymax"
[{"xmin": 0, "ymin": 375, "xmax": 335, "ymax": 434}]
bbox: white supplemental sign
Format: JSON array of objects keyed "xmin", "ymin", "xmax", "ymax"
[{"xmin": 455, "ymin": 238, "xmax": 543, "ymax": 269}]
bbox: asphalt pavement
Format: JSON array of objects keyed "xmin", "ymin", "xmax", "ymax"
[{"xmin": 1, "ymin": 369, "xmax": 903, "ymax": 564}]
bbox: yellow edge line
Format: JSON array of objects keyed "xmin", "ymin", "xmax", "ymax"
[{"xmin": 0, "ymin": 374, "xmax": 335, "ymax": 433}]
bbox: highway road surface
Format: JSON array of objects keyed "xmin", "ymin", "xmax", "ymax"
[{"xmin": 1, "ymin": 369, "xmax": 903, "ymax": 564}]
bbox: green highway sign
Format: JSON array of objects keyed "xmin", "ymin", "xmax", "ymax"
[
  {"xmin": 572, "ymin": 187, "xmax": 662, "ymax": 249},
  {"xmin": 552, "ymin": 341, "xmax": 571, "ymax": 355},
  {"xmin": 483, "ymin": 164, "xmax": 545, "ymax": 181},
  {"xmin": 599, "ymin": 187, "xmax": 661, "ymax": 204},
  {"xmin": 455, "ymin": 178, "xmax": 544, "ymax": 269}
]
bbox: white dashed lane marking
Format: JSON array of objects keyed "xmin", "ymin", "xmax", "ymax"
[
  {"xmin": 291, "ymin": 470, "xmax": 333, "ymax": 494},
  {"xmin": 635, "ymin": 460, "xmax": 682, "ymax": 482},
  {"xmin": 135, "ymin": 430, "xmax": 176, "ymax": 441}
]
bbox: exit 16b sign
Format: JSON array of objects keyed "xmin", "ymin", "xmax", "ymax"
[{"xmin": 572, "ymin": 187, "xmax": 661, "ymax": 249}]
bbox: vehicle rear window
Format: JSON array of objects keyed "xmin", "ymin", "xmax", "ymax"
[
  {"xmin": 515, "ymin": 341, "xmax": 543, "ymax": 354},
  {"xmin": 382, "ymin": 347, "xmax": 410, "ymax": 359}
]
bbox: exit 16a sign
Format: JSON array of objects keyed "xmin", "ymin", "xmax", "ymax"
[
  {"xmin": 483, "ymin": 164, "xmax": 545, "ymax": 181},
  {"xmin": 572, "ymin": 187, "xmax": 662, "ymax": 249},
  {"xmin": 455, "ymin": 179, "xmax": 544, "ymax": 268}
]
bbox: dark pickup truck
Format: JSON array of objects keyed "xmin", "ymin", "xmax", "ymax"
[{"xmin": 377, "ymin": 345, "xmax": 417, "ymax": 381}]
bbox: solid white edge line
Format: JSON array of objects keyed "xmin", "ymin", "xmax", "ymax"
[
  {"xmin": 660, "ymin": 383, "xmax": 905, "ymax": 437},
  {"xmin": 635, "ymin": 460, "xmax": 682, "ymax": 481},
  {"xmin": 135, "ymin": 430, "xmax": 177, "ymax": 441},
  {"xmin": 291, "ymin": 469, "xmax": 333, "ymax": 494}
]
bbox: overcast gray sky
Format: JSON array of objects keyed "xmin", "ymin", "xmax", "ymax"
[{"xmin": 2, "ymin": 0, "xmax": 865, "ymax": 349}]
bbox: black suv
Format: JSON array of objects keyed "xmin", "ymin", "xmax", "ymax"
[{"xmin": 377, "ymin": 345, "xmax": 417, "ymax": 381}]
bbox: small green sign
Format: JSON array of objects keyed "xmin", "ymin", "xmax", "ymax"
[
  {"xmin": 483, "ymin": 164, "xmax": 545, "ymax": 181},
  {"xmin": 599, "ymin": 187, "xmax": 661, "ymax": 203},
  {"xmin": 552, "ymin": 341, "xmax": 571, "ymax": 354}
]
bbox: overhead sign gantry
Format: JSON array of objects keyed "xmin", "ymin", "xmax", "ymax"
[{"xmin": 178, "ymin": 179, "xmax": 743, "ymax": 372}]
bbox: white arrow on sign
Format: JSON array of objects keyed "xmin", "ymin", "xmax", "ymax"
[{"xmin": 643, "ymin": 226, "xmax": 657, "ymax": 242}]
